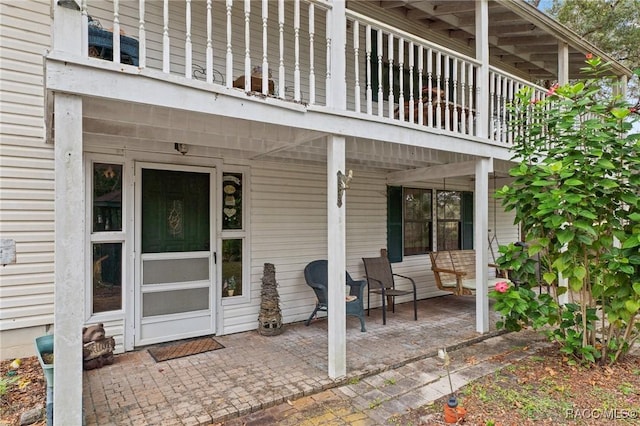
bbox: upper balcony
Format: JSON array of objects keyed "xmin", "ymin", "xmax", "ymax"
[{"xmin": 48, "ymin": 0, "xmax": 630, "ymax": 150}]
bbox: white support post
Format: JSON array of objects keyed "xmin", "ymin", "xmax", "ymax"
[
  {"xmin": 225, "ymin": 0, "xmax": 233, "ymax": 88},
  {"xmin": 53, "ymin": 93, "xmax": 84, "ymax": 426},
  {"xmin": 278, "ymin": 0, "xmax": 285, "ymax": 98},
  {"xmin": 328, "ymin": 0, "xmax": 346, "ymax": 110},
  {"xmin": 53, "ymin": 1, "xmax": 82, "ymax": 55},
  {"xmin": 186, "ymin": 0, "xmax": 192, "ymax": 79},
  {"xmin": 327, "ymin": 135, "xmax": 347, "ymax": 379},
  {"xmin": 309, "ymin": 3, "xmax": 316, "ymax": 105},
  {"xmin": 365, "ymin": 24, "xmax": 372, "ymax": 115},
  {"xmin": 244, "ymin": 0, "xmax": 251, "ymax": 92},
  {"xmin": 138, "ymin": 0, "xmax": 146, "ymax": 68},
  {"xmin": 162, "ymin": 0, "xmax": 170, "ymax": 73},
  {"xmin": 558, "ymin": 42, "xmax": 569, "ymax": 85},
  {"xmin": 112, "ymin": 0, "xmax": 121, "ymax": 65},
  {"xmin": 352, "ymin": 19, "xmax": 359, "ymax": 112},
  {"xmin": 474, "ymin": 157, "xmax": 491, "ymax": 333},
  {"xmin": 262, "ymin": 0, "xmax": 270, "ymax": 95},
  {"xmin": 293, "ymin": 0, "xmax": 301, "ymax": 101},
  {"xmin": 475, "ymin": 0, "xmax": 489, "ymax": 138}
]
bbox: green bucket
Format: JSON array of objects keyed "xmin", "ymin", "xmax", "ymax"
[{"xmin": 35, "ymin": 334, "xmax": 54, "ymax": 388}]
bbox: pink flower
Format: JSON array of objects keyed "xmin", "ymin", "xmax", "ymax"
[
  {"xmin": 495, "ymin": 281, "xmax": 509, "ymax": 293},
  {"xmin": 547, "ymin": 83, "xmax": 559, "ymax": 95},
  {"xmin": 586, "ymin": 53, "xmax": 593, "ymax": 60}
]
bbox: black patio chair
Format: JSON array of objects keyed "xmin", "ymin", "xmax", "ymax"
[
  {"xmin": 362, "ymin": 255, "xmax": 417, "ymax": 325},
  {"xmin": 303, "ymin": 260, "xmax": 367, "ymax": 332}
]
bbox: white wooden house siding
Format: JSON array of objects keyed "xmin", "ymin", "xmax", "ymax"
[
  {"xmin": 0, "ymin": 0, "xmax": 54, "ymax": 357},
  {"xmin": 231, "ymin": 161, "xmax": 518, "ymax": 334},
  {"xmin": 77, "ymin": 130, "xmax": 520, "ymax": 346}
]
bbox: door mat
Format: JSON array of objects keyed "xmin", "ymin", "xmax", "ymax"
[{"xmin": 147, "ymin": 337, "xmax": 224, "ymax": 362}]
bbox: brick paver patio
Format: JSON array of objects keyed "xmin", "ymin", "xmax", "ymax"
[{"xmin": 83, "ymin": 295, "xmax": 504, "ymax": 425}]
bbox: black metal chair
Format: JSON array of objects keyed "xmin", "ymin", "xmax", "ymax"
[
  {"xmin": 303, "ymin": 260, "xmax": 367, "ymax": 332},
  {"xmin": 362, "ymin": 255, "xmax": 417, "ymax": 325}
]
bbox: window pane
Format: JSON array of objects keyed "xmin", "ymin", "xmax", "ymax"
[
  {"xmin": 437, "ymin": 221, "xmax": 461, "ymax": 251},
  {"xmin": 403, "ymin": 188, "xmax": 432, "ymax": 255},
  {"xmin": 93, "ymin": 163, "xmax": 122, "ymax": 232},
  {"xmin": 142, "ymin": 258, "xmax": 209, "ymax": 284},
  {"xmin": 222, "ymin": 173, "xmax": 243, "ymax": 230},
  {"xmin": 404, "ymin": 222, "xmax": 432, "ymax": 256},
  {"xmin": 142, "ymin": 288, "xmax": 209, "ymax": 316},
  {"xmin": 404, "ymin": 188, "xmax": 432, "ymax": 221},
  {"xmin": 93, "ymin": 243, "xmax": 122, "ymax": 313},
  {"xmin": 437, "ymin": 191, "xmax": 462, "ymax": 220},
  {"xmin": 222, "ymin": 239, "xmax": 242, "ymax": 297}
]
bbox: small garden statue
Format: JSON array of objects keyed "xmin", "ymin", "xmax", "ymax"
[
  {"xmin": 82, "ymin": 323, "xmax": 115, "ymax": 370},
  {"xmin": 258, "ymin": 263, "xmax": 283, "ymax": 336}
]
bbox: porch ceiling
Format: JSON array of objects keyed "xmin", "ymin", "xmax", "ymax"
[
  {"xmin": 373, "ymin": 0, "xmax": 630, "ymax": 81},
  {"xmin": 82, "ymin": 96, "xmax": 479, "ymax": 176}
]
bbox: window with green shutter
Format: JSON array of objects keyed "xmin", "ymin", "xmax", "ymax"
[
  {"xmin": 387, "ymin": 186, "xmax": 473, "ymax": 260},
  {"xmin": 387, "ymin": 186, "xmax": 403, "ymax": 262},
  {"xmin": 403, "ymin": 188, "xmax": 433, "ymax": 256},
  {"xmin": 461, "ymin": 192, "xmax": 474, "ymax": 249}
]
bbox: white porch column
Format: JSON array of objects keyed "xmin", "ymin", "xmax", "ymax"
[
  {"xmin": 558, "ymin": 42, "xmax": 569, "ymax": 85},
  {"xmin": 475, "ymin": 0, "xmax": 489, "ymax": 139},
  {"xmin": 327, "ymin": 135, "xmax": 347, "ymax": 379},
  {"xmin": 474, "ymin": 157, "xmax": 491, "ymax": 333},
  {"xmin": 53, "ymin": 93, "xmax": 84, "ymax": 425}
]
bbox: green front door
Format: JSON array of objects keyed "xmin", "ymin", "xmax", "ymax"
[{"xmin": 136, "ymin": 166, "xmax": 215, "ymax": 345}]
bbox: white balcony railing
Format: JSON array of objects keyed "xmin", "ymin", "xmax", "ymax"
[
  {"xmin": 489, "ymin": 68, "xmax": 548, "ymax": 144},
  {"xmin": 82, "ymin": 0, "xmax": 332, "ymax": 105},
  {"xmin": 345, "ymin": 10, "xmax": 480, "ymax": 136},
  {"xmin": 77, "ymin": 1, "xmax": 547, "ymax": 144}
]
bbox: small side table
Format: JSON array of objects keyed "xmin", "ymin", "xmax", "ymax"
[{"xmin": 233, "ymin": 75, "xmax": 275, "ymax": 95}]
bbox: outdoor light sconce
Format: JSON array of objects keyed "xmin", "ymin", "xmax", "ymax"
[
  {"xmin": 337, "ymin": 169, "xmax": 353, "ymax": 208},
  {"xmin": 174, "ymin": 143, "xmax": 189, "ymax": 155},
  {"xmin": 57, "ymin": 0, "xmax": 81, "ymax": 10}
]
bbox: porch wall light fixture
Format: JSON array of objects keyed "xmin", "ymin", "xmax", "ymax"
[
  {"xmin": 337, "ymin": 169, "xmax": 353, "ymax": 208},
  {"xmin": 57, "ymin": 0, "xmax": 81, "ymax": 10},
  {"xmin": 174, "ymin": 143, "xmax": 189, "ymax": 155}
]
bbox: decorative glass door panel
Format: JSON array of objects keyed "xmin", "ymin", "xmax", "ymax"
[
  {"xmin": 142, "ymin": 169, "xmax": 210, "ymax": 253},
  {"xmin": 136, "ymin": 167, "xmax": 214, "ymax": 346}
]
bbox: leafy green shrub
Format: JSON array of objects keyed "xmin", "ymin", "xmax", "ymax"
[{"xmin": 494, "ymin": 56, "xmax": 640, "ymax": 365}]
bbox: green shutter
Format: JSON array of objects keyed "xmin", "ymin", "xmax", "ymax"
[
  {"xmin": 387, "ymin": 186, "xmax": 403, "ymax": 263},
  {"xmin": 461, "ymin": 191, "xmax": 474, "ymax": 249}
]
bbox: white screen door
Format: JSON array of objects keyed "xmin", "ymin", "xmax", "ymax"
[{"xmin": 135, "ymin": 164, "xmax": 215, "ymax": 345}]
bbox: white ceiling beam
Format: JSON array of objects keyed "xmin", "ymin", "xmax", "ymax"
[
  {"xmin": 250, "ymin": 131, "xmax": 327, "ymax": 160},
  {"xmin": 386, "ymin": 160, "xmax": 492, "ymax": 184},
  {"xmin": 379, "ymin": 1, "xmax": 410, "ymax": 10}
]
